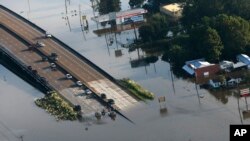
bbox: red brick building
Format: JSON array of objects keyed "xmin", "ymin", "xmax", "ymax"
[{"xmin": 195, "ymin": 64, "xmax": 220, "ymax": 78}]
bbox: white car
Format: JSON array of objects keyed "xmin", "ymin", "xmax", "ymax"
[
  {"xmin": 66, "ymin": 74, "xmax": 72, "ymax": 79},
  {"xmin": 45, "ymin": 33, "xmax": 52, "ymax": 38},
  {"xmin": 50, "ymin": 63, "xmax": 56, "ymax": 68},
  {"xmin": 85, "ymin": 89, "xmax": 92, "ymax": 94},
  {"xmin": 36, "ymin": 41, "xmax": 45, "ymax": 47},
  {"xmin": 76, "ymin": 81, "xmax": 83, "ymax": 86}
]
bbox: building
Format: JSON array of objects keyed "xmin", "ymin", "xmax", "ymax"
[
  {"xmin": 209, "ymin": 77, "xmax": 242, "ymax": 88},
  {"xmin": 208, "ymin": 79, "xmax": 222, "ymax": 88},
  {"xmin": 160, "ymin": 3, "xmax": 184, "ymax": 20},
  {"xmin": 182, "ymin": 59, "xmax": 220, "ymax": 77},
  {"xmin": 116, "ymin": 8, "xmax": 147, "ymax": 25},
  {"xmin": 195, "ymin": 64, "xmax": 220, "ymax": 78},
  {"xmin": 91, "ymin": 8, "xmax": 147, "ymax": 25}
]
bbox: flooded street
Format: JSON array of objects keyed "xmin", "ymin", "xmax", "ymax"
[{"xmin": 1, "ymin": 0, "xmax": 250, "ymax": 141}]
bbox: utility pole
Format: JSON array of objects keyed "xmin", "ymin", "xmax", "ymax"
[
  {"xmin": 245, "ymin": 97, "xmax": 249, "ymax": 111},
  {"xmin": 27, "ymin": 0, "xmax": 31, "ymax": 12},
  {"xmin": 19, "ymin": 135, "xmax": 24, "ymax": 141},
  {"xmin": 132, "ymin": 21, "xmax": 138, "ymax": 41},
  {"xmin": 65, "ymin": 0, "xmax": 68, "ymax": 14}
]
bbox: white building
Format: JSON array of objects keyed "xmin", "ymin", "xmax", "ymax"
[{"xmin": 91, "ymin": 8, "xmax": 147, "ymax": 25}]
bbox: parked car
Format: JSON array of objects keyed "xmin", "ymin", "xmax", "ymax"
[
  {"xmin": 76, "ymin": 81, "xmax": 83, "ymax": 86},
  {"xmin": 66, "ymin": 74, "xmax": 72, "ymax": 79}
]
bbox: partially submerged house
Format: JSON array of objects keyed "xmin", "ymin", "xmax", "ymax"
[
  {"xmin": 219, "ymin": 60, "xmax": 247, "ymax": 72},
  {"xmin": 209, "ymin": 77, "xmax": 242, "ymax": 88},
  {"xmin": 182, "ymin": 59, "xmax": 220, "ymax": 77}
]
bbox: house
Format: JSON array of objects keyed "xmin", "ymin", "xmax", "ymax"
[
  {"xmin": 182, "ymin": 59, "xmax": 220, "ymax": 77},
  {"xmin": 227, "ymin": 77, "xmax": 242, "ymax": 86},
  {"xmin": 160, "ymin": 3, "xmax": 184, "ymax": 20},
  {"xmin": 236, "ymin": 54, "xmax": 250, "ymax": 68},
  {"xmin": 208, "ymin": 77, "xmax": 242, "ymax": 88},
  {"xmin": 208, "ymin": 79, "xmax": 221, "ymax": 88},
  {"xmin": 182, "ymin": 59, "xmax": 209, "ymax": 75}
]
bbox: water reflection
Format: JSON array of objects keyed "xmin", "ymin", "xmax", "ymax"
[{"xmin": 130, "ymin": 55, "xmax": 158, "ymax": 68}]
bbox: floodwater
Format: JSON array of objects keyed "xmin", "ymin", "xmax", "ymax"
[{"xmin": 0, "ymin": 0, "xmax": 250, "ymax": 141}]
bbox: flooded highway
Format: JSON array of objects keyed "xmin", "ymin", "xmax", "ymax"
[{"xmin": 0, "ymin": 0, "xmax": 250, "ymax": 141}]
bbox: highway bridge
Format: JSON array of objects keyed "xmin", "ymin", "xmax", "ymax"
[{"xmin": 0, "ymin": 5, "xmax": 138, "ymax": 116}]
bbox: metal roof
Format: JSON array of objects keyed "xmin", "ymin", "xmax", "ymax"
[{"xmin": 237, "ymin": 54, "xmax": 250, "ymax": 65}]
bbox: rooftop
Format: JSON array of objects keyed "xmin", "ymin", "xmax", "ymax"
[{"xmin": 162, "ymin": 3, "xmax": 183, "ymax": 12}]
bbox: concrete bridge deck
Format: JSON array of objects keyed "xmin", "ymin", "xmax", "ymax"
[{"xmin": 0, "ymin": 5, "xmax": 138, "ymax": 115}]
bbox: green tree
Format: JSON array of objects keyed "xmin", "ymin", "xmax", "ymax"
[
  {"xmin": 201, "ymin": 27, "xmax": 223, "ymax": 62},
  {"xmin": 138, "ymin": 24, "xmax": 154, "ymax": 42},
  {"xmin": 189, "ymin": 26, "xmax": 223, "ymax": 62},
  {"xmin": 129, "ymin": 0, "xmax": 145, "ymax": 8},
  {"xmin": 210, "ymin": 14, "xmax": 250, "ymax": 59},
  {"xmin": 182, "ymin": 0, "xmax": 250, "ymax": 28},
  {"xmin": 165, "ymin": 44, "xmax": 187, "ymax": 67},
  {"xmin": 138, "ymin": 13, "xmax": 168, "ymax": 42},
  {"xmin": 98, "ymin": 0, "xmax": 121, "ymax": 15}
]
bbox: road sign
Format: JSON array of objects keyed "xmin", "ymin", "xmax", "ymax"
[
  {"xmin": 82, "ymin": 15, "xmax": 86, "ymax": 20},
  {"xmin": 158, "ymin": 96, "xmax": 166, "ymax": 103},
  {"xmin": 240, "ymin": 88, "xmax": 250, "ymax": 97}
]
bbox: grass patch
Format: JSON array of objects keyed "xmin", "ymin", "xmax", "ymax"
[
  {"xmin": 118, "ymin": 78, "xmax": 154, "ymax": 100},
  {"xmin": 35, "ymin": 92, "xmax": 77, "ymax": 121}
]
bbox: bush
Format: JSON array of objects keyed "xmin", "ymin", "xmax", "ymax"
[
  {"xmin": 35, "ymin": 92, "xmax": 77, "ymax": 120},
  {"xmin": 118, "ymin": 78, "xmax": 154, "ymax": 100}
]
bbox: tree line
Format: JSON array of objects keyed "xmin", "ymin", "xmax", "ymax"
[{"xmin": 135, "ymin": 0, "xmax": 250, "ymax": 69}]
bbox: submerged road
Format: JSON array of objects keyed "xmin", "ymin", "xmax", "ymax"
[{"xmin": 0, "ymin": 5, "xmax": 138, "ymax": 114}]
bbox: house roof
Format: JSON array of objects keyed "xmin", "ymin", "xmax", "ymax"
[
  {"xmin": 161, "ymin": 3, "xmax": 183, "ymax": 12},
  {"xmin": 116, "ymin": 8, "xmax": 147, "ymax": 18},
  {"xmin": 185, "ymin": 59, "xmax": 212, "ymax": 69},
  {"xmin": 182, "ymin": 59, "xmax": 213, "ymax": 75},
  {"xmin": 220, "ymin": 60, "xmax": 233, "ymax": 65},
  {"xmin": 237, "ymin": 54, "xmax": 250, "ymax": 65},
  {"xmin": 92, "ymin": 8, "xmax": 147, "ymax": 23},
  {"xmin": 182, "ymin": 64, "xmax": 195, "ymax": 75},
  {"xmin": 233, "ymin": 62, "xmax": 247, "ymax": 69}
]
